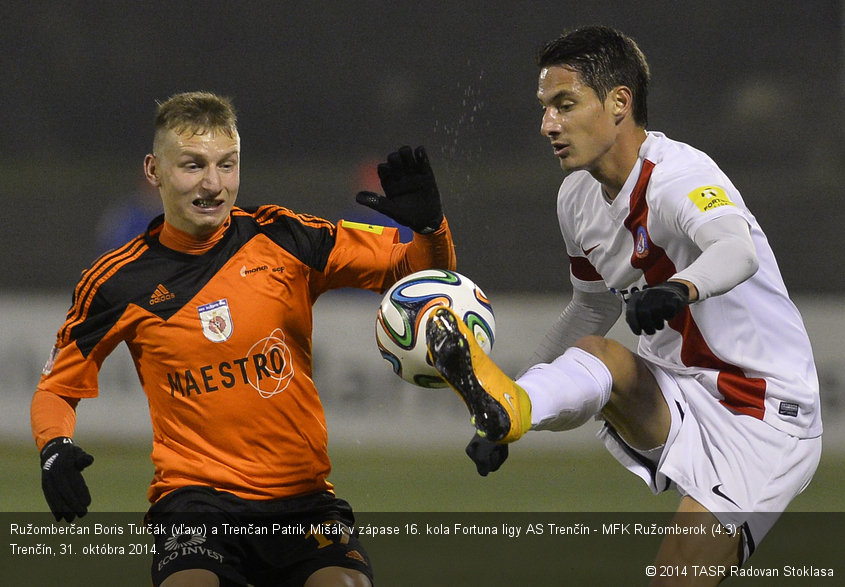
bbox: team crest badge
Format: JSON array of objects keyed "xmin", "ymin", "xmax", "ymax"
[
  {"xmin": 635, "ymin": 226, "xmax": 650, "ymax": 259},
  {"xmin": 198, "ymin": 299, "xmax": 234, "ymax": 342}
]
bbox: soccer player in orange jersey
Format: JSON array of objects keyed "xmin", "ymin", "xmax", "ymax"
[{"xmin": 32, "ymin": 91, "xmax": 456, "ymax": 586}]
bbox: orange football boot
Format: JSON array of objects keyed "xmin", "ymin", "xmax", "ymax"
[{"xmin": 426, "ymin": 306, "xmax": 531, "ymax": 443}]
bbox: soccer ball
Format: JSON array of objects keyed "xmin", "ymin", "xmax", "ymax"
[{"xmin": 376, "ymin": 269, "xmax": 495, "ymax": 388}]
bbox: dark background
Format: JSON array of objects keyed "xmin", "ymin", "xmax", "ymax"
[{"xmin": 4, "ymin": 1, "xmax": 842, "ymax": 295}]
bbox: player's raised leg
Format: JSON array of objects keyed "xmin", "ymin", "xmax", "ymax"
[{"xmin": 426, "ymin": 306, "xmax": 531, "ymax": 442}]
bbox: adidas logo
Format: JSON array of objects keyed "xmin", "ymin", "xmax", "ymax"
[{"xmin": 150, "ymin": 284, "xmax": 176, "ymax": 305}]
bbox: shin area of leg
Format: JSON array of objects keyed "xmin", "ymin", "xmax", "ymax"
[{"xmin": 518, "ymin": 346, "xmax": 613, "ymax": 431}]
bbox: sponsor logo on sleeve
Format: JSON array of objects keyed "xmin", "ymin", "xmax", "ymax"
[
  {"xmin": 341, "ymin": 220, "xmax": 385, "ymax": 234},
  {"xmin": 687, "ymin": 186, "xmax": 735, "ymax": 212}
]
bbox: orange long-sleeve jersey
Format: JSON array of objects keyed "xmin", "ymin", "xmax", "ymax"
[{"xmin": 32, "ymin": 205, "xmax": 455, "ymax": 504}]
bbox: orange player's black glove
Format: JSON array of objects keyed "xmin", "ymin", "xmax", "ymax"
[
  {"xmin": 465, "ymin": 432, "xmax": 508, "ymax": 477},
  {"xmin": 40, "ymin": 437, "xmax": 94, "ymax": 522},
  {"xmin": 625, "ymin": 281, "xmax": 690, "ymax": 335},
  {"xmin": 355, "ymin": 145, "xmax": 444, "ymax": 234}
]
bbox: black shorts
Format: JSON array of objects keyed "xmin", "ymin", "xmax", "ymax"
[{"xmin": 146, "ymin": 486, "xmax": 372, "ymax": 586}]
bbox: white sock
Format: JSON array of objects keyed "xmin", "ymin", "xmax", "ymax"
[{"xmin": 517, "ymin": 347, "xmax": 613, "ymax": 431}]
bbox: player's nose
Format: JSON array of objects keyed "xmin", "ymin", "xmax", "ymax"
[
  {"xmin": 540, "ymin": 108, "xmax": 561, "ymax": 137},
  {"xmin": 201, "ymin": 166, "xmax": 222, "ymax": 192}
]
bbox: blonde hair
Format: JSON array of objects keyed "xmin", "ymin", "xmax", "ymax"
[{"xmin": 152, "ymin": 91, "xmax": 238, "ymax": 153}]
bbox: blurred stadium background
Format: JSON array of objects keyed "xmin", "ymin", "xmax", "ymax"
[{"xmin": 2, "ymin": 2, "xmax": 844, "ymax": 583}]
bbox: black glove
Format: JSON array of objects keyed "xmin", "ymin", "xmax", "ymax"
[
  {"xmin": 355, "ymin": 145, "xmax": 444, "ymax": 233},
  {"xmin": 40, "ymin": 436, "xmax": 94, "ymax": 522},
  {"xmin": 625, "ymin": 281, "xmax": 690, "ymax": 336},
  {"xmin": 465, "ymin": 432, "xmax": 508, "ymax": 476}
]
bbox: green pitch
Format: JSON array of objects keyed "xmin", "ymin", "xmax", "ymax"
[
  {"xmin": 3, "ymin": 441, "xmax": 843, "ymax": 512},
  {"xmin": 3, "ymin": 442, "xmax": 842, "ymax": 586}
]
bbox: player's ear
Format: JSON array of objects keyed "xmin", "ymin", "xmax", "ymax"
[
  {"xmin": 610, "ymin": 86, "xmax": 634, "ymax": 122},
  {"xmin": 144, "ymin": 154, "xmax": 160, "ymax": 188}
]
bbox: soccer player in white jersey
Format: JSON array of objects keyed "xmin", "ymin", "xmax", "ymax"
[{"xmin": 426, "ymin": 25, "xmax": 822, "ymax": 583}]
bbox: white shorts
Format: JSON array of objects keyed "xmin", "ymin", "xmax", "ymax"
[{"xmin": 598, "ymin": 361, "xmax": 821, "ymax": 561}]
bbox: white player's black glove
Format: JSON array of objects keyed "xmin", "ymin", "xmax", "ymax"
[
  {"xmin": 625, "ymin": 281, "xmax": 690, "ymax": 335},
  {"xmin": 40, "ymin": 436, "xmax": 94, "ymax": 522},
  {"xmin": 465, "ymin": 432, "xmax": 508, "ymax": 476},
  {"xmin": 355, "ymin": 145, "xmax": 444, "ymax": 234}
]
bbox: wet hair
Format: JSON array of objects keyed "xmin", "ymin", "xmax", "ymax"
[{"xmin": 537, "ymin": 26, "xmax": 650, "ymax": 126}]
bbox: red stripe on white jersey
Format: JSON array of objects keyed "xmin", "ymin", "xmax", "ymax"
[
  {"xmin": 623, "ymin": 159, "xmax": 767, "ymax": 419},
  {"xmin": 569, "ymin": 255, "xmax": 603, "ymax": 282}
]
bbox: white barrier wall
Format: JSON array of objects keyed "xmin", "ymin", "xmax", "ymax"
[{"xmin": 3, "ymin": 292, "xmax": 843, "ymax": 451}]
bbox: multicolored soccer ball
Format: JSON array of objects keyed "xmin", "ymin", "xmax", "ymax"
[{"xmin": 376, "ymin": 269, "xmax": 495, "ymax": 388}]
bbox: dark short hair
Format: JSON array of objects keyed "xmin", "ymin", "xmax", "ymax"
[{"xmin": 537, "ymin": 26, "xmax": 650, "ymax": 126}]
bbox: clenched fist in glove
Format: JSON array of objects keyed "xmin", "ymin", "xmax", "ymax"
[
  {"xmin": 40, "ymin": 436, "xmax": 94, "ymax": 522},
  {"xmin": 625, "ymin": 281, "xmax": 690, "ymax": 336},
  {"xmin": 465, "ymin": 432, "xmax": 509, "ymax": 477},
  {"xmin": 355, "ymin": 145, "xmax": 444, "ymax": 234}
]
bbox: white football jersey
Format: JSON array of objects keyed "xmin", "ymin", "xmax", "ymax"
[{"xmin": 557, "ymin": 132, "xmax": 821, "ymax": 438}]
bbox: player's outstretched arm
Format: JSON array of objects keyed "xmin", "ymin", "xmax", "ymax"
[
  {"xmin": 32, "ymin": 390, "xmax": 93, "ymax": 522},
  {"xmin": 527, "ymin": 288, "xmax": 622, "ymax": 368},
  {"xmin": 355, "ymin": 145, "xmax": 444, "ymax": 234}
]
